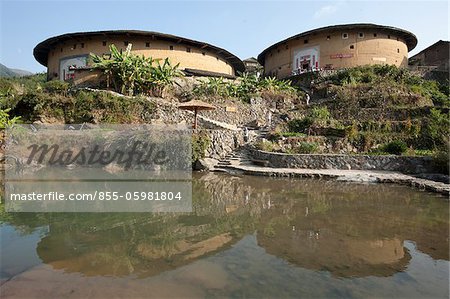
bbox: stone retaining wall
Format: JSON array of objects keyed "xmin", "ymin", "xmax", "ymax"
[
  {"xmin": 205, "ymin": 129, "xmax": 244, "ymax": 160},
  {"xmin": 249, "ymin": 149, "xmax": 436, "ymax": 174}
]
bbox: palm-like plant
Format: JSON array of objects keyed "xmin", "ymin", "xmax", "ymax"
[
  {"xmin": 147, "ymin": 58, "xmax": 183, "ymax": 97},
  {"xmin": 90, "ymin": 44, "xmax": 183, "ymax": 97}
]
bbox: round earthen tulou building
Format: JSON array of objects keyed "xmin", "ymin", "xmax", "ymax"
[
  {"xmin": 33, "ymin": 30, "xmax": 245, "ymax": 81},
  {"xmin": 257, "ymin": 23, "xmax": 417, "ymax": 79}
]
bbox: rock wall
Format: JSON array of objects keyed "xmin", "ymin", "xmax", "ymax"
[
  {"xmin": 249, "ymin": 149, "xmax": 436, "ymax": 174},
  {"xmin": 205, "ymin": 129, "xmax": 245, "ymax": 160}
]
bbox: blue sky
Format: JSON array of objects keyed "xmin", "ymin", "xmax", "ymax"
[{"xmin": 0, "ymin": 0, "xmax": 448, "ymax": 73}]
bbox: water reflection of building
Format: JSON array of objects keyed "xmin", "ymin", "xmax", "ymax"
[
  {"xmin": 6, "ymin": 173, "xmax": 449, "ymax": 280},
  {"xmin": 258, "ymin": 230, "xmax": 411, "ymax": 278}
]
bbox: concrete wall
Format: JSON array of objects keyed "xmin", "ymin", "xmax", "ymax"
[
  {"xmin": 263, "ymin": 29, "xmax": 409, "ymax": 79},
  {"xmin": 250, "ymin": 149, "xmax": 436, "ymax": 174},
  {"xmin": 46, "ymin": 37, "xmax": 235, "ymax": 80}
]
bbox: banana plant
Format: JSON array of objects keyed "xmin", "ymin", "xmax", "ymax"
[{"xmin": 90, "ymin": 44, "xmax": 184, "ymax": 97}]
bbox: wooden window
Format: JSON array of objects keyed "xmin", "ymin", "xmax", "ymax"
[
  {"xmin": 186, "ymin": 47, "xmax": 191, "ymax": 53},
  {"xmin": 326, "ymin": 35, "xmax": 331, "ymax": 40},
  {"xmin": 358, "ymin": 32, "xmax": 364, "ymax": 38},
  {"xmin": 145, "ymin": 42, "xmax": 150, "ymax": 47},
  {"xmin": 350, "ymin": 45, "xmax": 354, "ymax": 49},
  {"xmin": 169, "ymin": 45, "xmax": 174, "ymax": 50},
  {"xmin": 81, "ymin": 43, "xmax": 85, "ymax": 48},
  {"xmin": 304, "ymin": 39, "xmax": 308, "ymax": 44},
  {"xmin": 124, "ymin": 41, "xmax": 129, "ymax": 46},
  {"xmin": 373, "ymin": 33, "xmax": 377, "ymax": 37},
  {"xmin": 342, "ymin": 33, "xmax": 348, "ymax": 39},
  {"xmin": 102, "ymin": 41, "xmax": 107, "ymax": 46}
]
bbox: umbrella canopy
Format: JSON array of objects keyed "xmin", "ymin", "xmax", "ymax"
[
  {"xmin": 178, "ymin": 100, "xmax": 216, "ymax": 111},
  {"xmin": 178, "ymin": 100, "xmax": 216, "ymax": 129}
]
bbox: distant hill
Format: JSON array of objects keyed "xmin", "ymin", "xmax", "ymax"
[{"xmin": 0, "ymin": 63, "xmax": 33, "ymax": 78}]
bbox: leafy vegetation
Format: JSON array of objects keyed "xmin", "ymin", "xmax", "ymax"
[
  {"xmin": 192, "ymin": 131, "xmax": 211, "ymax": 162},
  {"xmin": 382, "ymin": 140, "xmax": 408, "ymax": 155},
  {"xmin": 193, "ymin": 73, "xmax": 300, "ymax": 102},
  {"xmin": 322, "ymin": 65, "xmax": 449, "ymax": 107},
  {"xmin": 290, "ymin": 142, "xmax": 318, "ymax": 154},
  {"xmin": 287, "ymin": 117, "xmax": 314, "ymax": 134},
  {"xmin": 90, "ymin": 44, "xmax": 183, "ymax": 96},
  {"xmin": 0, "ymin": 74, "xmax": 155, "ymax": 123},
  {"xmin": 0, "ymin": 108, "xmax": 21, "ymax": 128}
]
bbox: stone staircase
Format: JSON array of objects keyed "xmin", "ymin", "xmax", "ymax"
[
  {"xmin": 211, "ymin": 126, "xmax": 272, "ymax": 172},
  {"xmin": 213, "ymin": 147, "xmax": 254, "ymax": 172}
]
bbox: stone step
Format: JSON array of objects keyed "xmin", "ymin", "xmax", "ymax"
[{"xmin": 212, "ymin": 167, "xmax": 230, "ymax": 173}]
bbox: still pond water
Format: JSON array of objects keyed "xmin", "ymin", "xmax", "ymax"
[{"xmin": 1, "ymin": 173, "xmax": 449, "ymax": 298}]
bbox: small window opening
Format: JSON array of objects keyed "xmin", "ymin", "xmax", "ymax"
[{"xmin": 145, "ymin": 42, "xmax": 150, "ymax": 47}]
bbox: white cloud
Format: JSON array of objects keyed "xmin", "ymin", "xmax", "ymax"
[{"xmin": 313, "ymin": 1, "xmax": 345, "ymax": 19}]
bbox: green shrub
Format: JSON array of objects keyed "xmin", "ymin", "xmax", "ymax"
[
  {"xmin": 192, "ymin": 132, "xmax": 211, "ymax": 162},
  {"xmin": 193, "ymin": 73, "xmax": 299, "ymax": 103},
  {"xmin": 419, "ymin": 108, "xmax": 450, "ymax": 149},
  {"xmin": 43, "ymin": 80, "xmax": 70, "ymax": 94},
  {"xmin": 288, "ymin": 117, "xmax": 313, "ymax": 133},
  {"xmin": 382, "ymin": 140, "xmax": 408, "ymax": 155},
  {"xmin": 255, "ymin": 140, "xmax": 276, "ymax": 152},
  {"xmin": 309, "ymin": 106, "xmax": 330, "ymax": 121},
  {"xmin": 0, "ymin": 108, "xmax": 21, "ymax": 128},
  {"xmin": 292, "ymin": 142, "xmax": 318, "ymax": 154},
  {"xmin": 345, "ymin": 122, "xmax": 359, "ymax": 142},
  {"xmin": 433, "ymin": 143, "xmax": 449, "ymax": 174}
]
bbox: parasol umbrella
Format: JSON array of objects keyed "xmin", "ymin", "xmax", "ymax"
[{"xmin": 178, "ymin": 100, "xmax": 216, "ymax": 129}]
